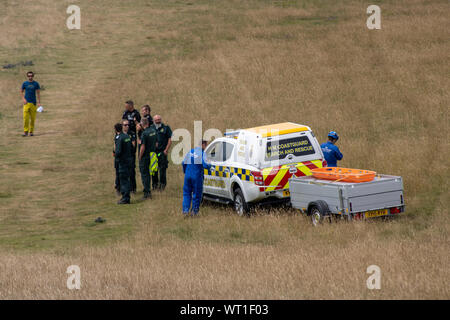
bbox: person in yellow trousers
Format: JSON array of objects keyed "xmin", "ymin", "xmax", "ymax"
[{"xmin": 21, "ymin": 71, "xmax": 41, "ymax": 137}]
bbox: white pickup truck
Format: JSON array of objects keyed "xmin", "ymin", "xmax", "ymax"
[{"xmin": 202, "ymin": 122, "xmax": 327, "ymax": 215}]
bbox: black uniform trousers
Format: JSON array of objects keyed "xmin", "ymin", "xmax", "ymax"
[
  {"xmin": 139, "ymin": 156, "xmax": 151, "ymax": 195},
  {"xmin": 118, "ymin": 160, "xmax": 131, "ymax": 202},
  {"xmin": 130, "ymin": 155, "xmax": 137, "ymax": 192},
  {"xmin": 114, "ymin": 158, "xmax": 120, "ymax": 191},
  {"xmin": 130, "ymin": 137, "xmax": 137, "ymax": 192}
]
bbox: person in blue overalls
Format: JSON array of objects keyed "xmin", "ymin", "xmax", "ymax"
[
  {"xmin": 182, "ymin": 140, "xmax": 211, "ymax": 216},
  {"xmin": 321, "ymin": 131, "xmax": 343, "ymax": 167}
]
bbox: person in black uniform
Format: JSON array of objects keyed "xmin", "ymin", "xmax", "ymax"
[
  {"xmin": 138, "ymin": 118, "xmax": 157, "ymax": 200},
  {"xmin": 141, "ymin": 105, "xmax": 153, "ymax": 125},
  {"xmin": 151, "ymin": 115, "xmax": 172, "ymax": 190},
  {"xmin": 113, "ymin": 122, "xmax": 122, "ymax": 196},
  {"xmin": 136, "ymin": 104, "xmax": 153, "ymax": 146},
  {"xmin": 122, "ymin": 100, "xmax": 141, "ymax": 193},
  {"xmin": 115, "ymin": 120, "xmax": 134, "ymax": 204}
]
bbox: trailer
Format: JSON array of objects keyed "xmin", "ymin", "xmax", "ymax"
[{"xmin": 289, "ymin": 174, "xmax": 405, "ymax": 226}]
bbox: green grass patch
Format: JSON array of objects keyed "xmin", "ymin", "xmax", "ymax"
[
  {"xmin": 275, "ymin": 15, "xmax": 339, "ymax": 26},
  {"xmin": 0, "ymin": 192, "xmax": 12, "ymax": 198}
]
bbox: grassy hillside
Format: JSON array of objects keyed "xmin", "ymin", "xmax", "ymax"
[{"xmin": 0, "ymin": 0, "xmax": 448, "ymax": 299}]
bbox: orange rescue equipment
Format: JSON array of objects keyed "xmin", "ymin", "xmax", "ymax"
[{"xmin": 311, "ymin": 167, "xmax": 376, "ymax": 183}]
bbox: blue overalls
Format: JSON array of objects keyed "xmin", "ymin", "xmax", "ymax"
[
  {"xmin": 320, "ymin": 141, "xmax": 343, "ymax": 167},
  {"xmin": 182, "ymin": 147, "xmax": 211, "ymax": 215}
]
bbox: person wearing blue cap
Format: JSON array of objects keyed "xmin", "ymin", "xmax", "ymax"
[
  {"xmin": 181, "ymin": 140, "xmax": 211, "ymax": 216},
  {"xmin": 321, "ymin": 131, "xmax": 343, "ymax": 167}
]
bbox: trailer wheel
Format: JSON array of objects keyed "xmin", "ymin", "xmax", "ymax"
[
  {"xmin": 308, "ymin": 200, "xmax": 330, "ymax": 226},
  {"xmin": 234, "ymin": 187, "xmax": 250, "ymax": 217}
]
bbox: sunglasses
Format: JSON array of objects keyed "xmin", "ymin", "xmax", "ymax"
[{"xmin": 123, "ymin": 124, "xmax": 129, "ymax": 126}]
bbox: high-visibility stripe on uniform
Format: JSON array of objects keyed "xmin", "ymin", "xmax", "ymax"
[{"xmin": 149, "ymin": 152, "xmax": 158, "ymax": 176}]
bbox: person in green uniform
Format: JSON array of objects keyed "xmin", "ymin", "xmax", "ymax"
[
  {"xmin": 115, "ymin": 120, "xmax": 134, "ymax": 204},
  {"xmin": 136, "ymin": 105, "xmax": 153, "ymax": 146},
  {"xmin": 113, "ymin": 122, "xmax": 122, "ymax": 196},
  {"xmin": 151, "ymin": 115, "xmax": 172, "ymax": 190},
  {"xmin": 138, "ymin": 118, "xmax": 157, "ymax": 200}
]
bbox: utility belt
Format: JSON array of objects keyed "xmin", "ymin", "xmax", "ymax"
[
  {"xmin": 140, "ymin": 149, "xmax": 157, "ymax": 159},
  {"xmin": 155, "ymin": 151, "xmax": 168, "ymax": 168},
  {"xmin": 156, "ymin": 145, "xmax": 167, "ymax": 152}
]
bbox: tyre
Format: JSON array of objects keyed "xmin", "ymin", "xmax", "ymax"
[
  {"xmin": 233, "ymin": 187, "xmax": 250, "ymax": 217},
  {"xmin": 308, "ymin": 200, "xmax": 330, "ymax": 226}
]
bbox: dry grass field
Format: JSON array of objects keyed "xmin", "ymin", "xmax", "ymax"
[{"xmin": 0, "ymin": 0, "xmax": 448, "ymax": 299}]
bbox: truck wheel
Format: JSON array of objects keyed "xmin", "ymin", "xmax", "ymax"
[
  {"xmin": 234, "ymin": 188, "xmax": 250, "ymax": 217},
  {"xmin": 309, "ymin": 200, "xmax": 329, "ymax": 226}
]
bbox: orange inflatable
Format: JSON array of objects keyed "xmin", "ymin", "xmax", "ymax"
[{"xmin": 311, "ymin": 167, "xmax": 376, "ymax": 183}]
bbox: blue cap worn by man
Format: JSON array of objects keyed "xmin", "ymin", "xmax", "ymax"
[
  {"xmin": 181, "ymin": 140, "xmax": 211, "ymax": 216},
  {"xmin": 320, "ymin": 131, "xmax": 343, "ymax": 167}
]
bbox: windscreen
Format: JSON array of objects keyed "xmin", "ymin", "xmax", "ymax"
[{"xmin": 265, "ymin": 135, "xmax": 315, "ymax": 161}]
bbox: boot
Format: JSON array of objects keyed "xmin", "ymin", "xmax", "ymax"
[
  {"xmin": 142, "ymin": 193, "xmax": 152, "ymax": 200},
  {"xmin": 117, "ymin": 198, "xmax": 130, "ymax": 204}
]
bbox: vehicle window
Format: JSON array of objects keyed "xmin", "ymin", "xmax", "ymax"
[
  {"xmin": 265, "ymin": 136, "xmax": 315, "ymax": 161},
  {"xmin": 222, "ymin": 142, "xmax": 234, "ymax": 161},
  {"xmin": 206, "ymin": 142, "xmax": 222, "ymax": 162}
]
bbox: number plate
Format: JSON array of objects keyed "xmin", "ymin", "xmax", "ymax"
[
  {"xmin": 283, "ymin": 190, "xmax": 290, "ymax": 197},
  {"xmin": 364, "ymin": 209, "xmax": 388, "ymax": 219}
]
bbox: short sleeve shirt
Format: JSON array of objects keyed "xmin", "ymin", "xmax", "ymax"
[
  {"xmin": 153, "ymin": 123, "xmax": 172, "ymax": 152},
  {"xmin": 138, "ymin": 114, "xmax": 153, "ymax": 140},
  {"xmin": 122, "ymin": 109, "xmax": 141, "ymax": 134},
  {"xmin": 21, "ymin": 81, "xmax": 40, "ymax": 104},
  {"xmin": 115, "ymin": 133, "xmax": 133, "ymax": 162},
  {"xmin": 141, "ymin": 127, "xmax": 157, "ymax": 158}
]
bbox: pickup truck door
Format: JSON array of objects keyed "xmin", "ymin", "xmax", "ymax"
[
  {"xmin": 221, "ymin": 141, "xmax": 235, "ymax": 199},
  {"xmin": 204, "ymin": 141, "xmax": 227, "ymax": 197}
]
